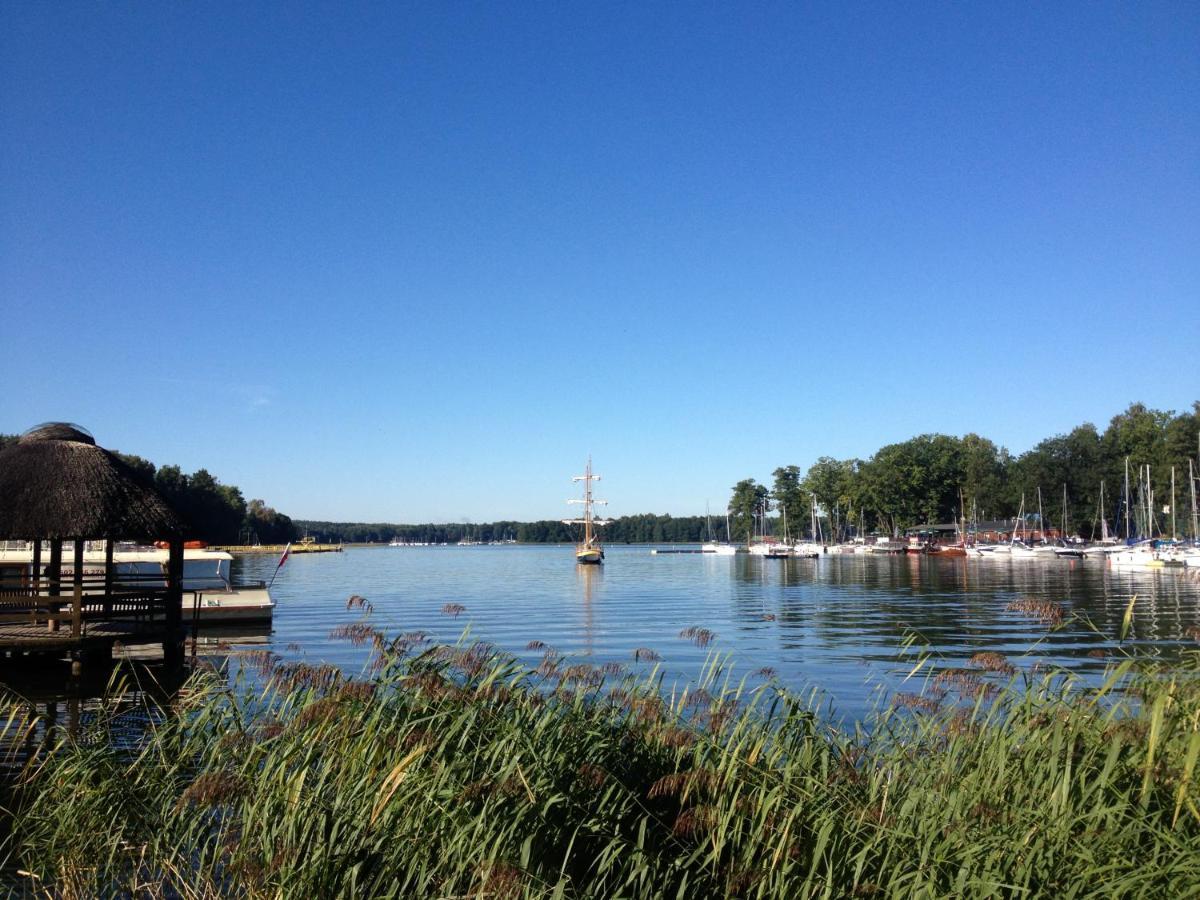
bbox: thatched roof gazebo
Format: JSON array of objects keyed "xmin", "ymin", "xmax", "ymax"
[
  {"xmin": 0, "ymin": 423, "xmax": 189, "ymax": 541},
  {"xmin": 0, "ymin": 423, "xmax": 192, "ymax": 668}
]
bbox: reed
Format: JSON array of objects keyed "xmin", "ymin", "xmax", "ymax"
[{"xmin": 1, "ymin": 636, "xmax": 1199, "ymax": 897}]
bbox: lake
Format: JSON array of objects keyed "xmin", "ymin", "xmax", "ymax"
[{"xmin": 223, "ymin": 545, "xmax": 1200, "ymax": 720}]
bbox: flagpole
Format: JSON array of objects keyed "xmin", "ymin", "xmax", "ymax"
[{"xmin": 269, "ymin": 542, "xmax": 291, "ymax": 588}]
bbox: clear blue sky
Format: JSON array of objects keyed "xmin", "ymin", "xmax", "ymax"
[{"xmin": 2, "ymin": 3, "xmax": 1197, "ymax": 522}]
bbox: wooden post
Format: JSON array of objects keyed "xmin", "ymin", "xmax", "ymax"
[
  {"xmin": 72, "ymin": 540, "xmax": 84, "ymax": 638},
  {"xmin": 31, "ymin": 540, "xmax": 41, "ymax": 596},
  {"xmin": 103, "ymin": 539, "xmax": 114, "ymax": 617},
  {"xmin": 163, "ymin": 538, "xmax": 184, "ymax": 667},
  {"xmin": 47, "ymin": 539, "xmax": 62, "ymax": 633}
]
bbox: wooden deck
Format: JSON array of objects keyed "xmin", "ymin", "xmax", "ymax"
[
  {"xmin": 0, "ymin": 572, "xmax": 182, "ymax": 662},
  {"xmin": 0, "ymin": 619, "xmax": 154, "ymax": 650}
]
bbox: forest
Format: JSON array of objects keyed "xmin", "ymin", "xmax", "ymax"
[
  {"xmin": 306, "ymin": 401, "xmax": 1200, "ymax": 545},
  {"xmin": 5, "ymin": 401, "xmax": 1196, "ymax": 546},
  {"xmin": 729, "ymin": 401, "xmax": 1200, "ymax": 543},
  {"xmin": 293, "ymin": 514, "xmax": 717, "ymax": 545}
]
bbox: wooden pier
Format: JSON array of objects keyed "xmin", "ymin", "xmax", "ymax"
[
  {"xmin": 0, "ymin": 571, "xmax": 183, "ymax": 670},
  {"xmin": 212, "ymin": 542, "xmax": 343, "ymax": 554}
]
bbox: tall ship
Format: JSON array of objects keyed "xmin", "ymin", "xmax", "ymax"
[{"xmin": 564, "ymin": 458, "xmax": 610, "ymax": 565}]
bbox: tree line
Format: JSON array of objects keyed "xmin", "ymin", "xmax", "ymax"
[
  {"xmin": 294, "ymin": 513, "xmax": 725, "ymax": 545},
  {"xmin": 8, "ymin": 399, "xmax": 1194, "ymax": 547},
  {"xmin": 728, "ymin": 401, "xmax": 1200, "ymax": 543},
  {"xmin": 0, "ymin": 433, "xmax": 298, "ymax": 545}
]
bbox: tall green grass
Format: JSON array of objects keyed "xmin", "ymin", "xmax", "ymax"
[{"xmin": 2, "ymin": 628, "xmax": 1199, "ymax": 898}]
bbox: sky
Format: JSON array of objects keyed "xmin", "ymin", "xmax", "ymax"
[{"xmin": 2, "ymin": 3, "xmax": 1197, "ymax": 523}]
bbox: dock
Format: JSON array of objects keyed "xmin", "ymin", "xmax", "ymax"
[
  {"xmin": 650, "ymin": 548, "xmax": 706, "ymax": 554},
  {"xmin": 212, "ymin": 542, "xmax": 344, "ymax": 554},
  {"xmin": 0, "ymin": 573, "xmax": 183, "ymax": 670}
]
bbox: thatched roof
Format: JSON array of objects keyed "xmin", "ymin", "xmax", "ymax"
[{"xmin": 0, "ymin": 423, "xmax": 191, "ymax": 540}]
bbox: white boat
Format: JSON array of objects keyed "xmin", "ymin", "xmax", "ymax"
[
  {"xmin": 1109, "ymin": 541, "xmax": 1186, "ymax": 569},
  {"xmin": 966, "ymin": 543, "xmax": 1009, "ymax": 557},
  {"xmin": 0, "ymin": 542, "xmax": 275, "ymax": 624},
  {"xmin": 701, "ymin": 508, "xmax": 737, "ymax": 555},
  {"xmin": 1009, "ymin": 540, "xmax": 1038, "ymax": 559},
  {"xmin": 1053, "ymin": 545, "xmax": 1086, "ymax": 559}
]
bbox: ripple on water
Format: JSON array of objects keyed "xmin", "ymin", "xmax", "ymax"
[{"xmin": 227, "ymin": 546, "xmax": 1200, "ymax": 720}]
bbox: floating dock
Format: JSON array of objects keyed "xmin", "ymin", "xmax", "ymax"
[{"xmin": 212, "ymin": 543, "xmax": 344, "ymax": 555}]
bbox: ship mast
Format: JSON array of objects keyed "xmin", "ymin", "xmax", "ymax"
[{"xmin": 564, "ymin": 457, "xmax": 608, "ymax": 548}]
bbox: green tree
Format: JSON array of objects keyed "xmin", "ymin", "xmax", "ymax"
[
  {"xmin": 959, "ymin": 434, "xmax": 1008, "ymax": 521},
  {"xmin": 728, "ymin": 479, "xmax": 769, "ymax": 545},
  {"xmin": 771, "ymin": 466, "xmax": 807, "ymax": 538}
]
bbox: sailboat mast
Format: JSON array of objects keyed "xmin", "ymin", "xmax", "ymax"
[
  {"xmin": 1124, "ymin": 458, "xmax": 1131, "ymax": 540},
  {"xmin": 1191, "ymin": 458, "xmax": 1199, "ymax": 541},
  {"xmin": 1146, "ymin": 465, "xmax": 1153, "ymax": 539},
  {"xmin": 1171, "ymin": 466, "xmax": 1177, "ymax": 541},
  {"xmin": 583, "ymin": 457, "xmax": 593, "ymax": 545},
  {"xmin": 1037, "ymin": 486, "xmax": 1045, "ymax": 543},
  {"xmin": 1190, "ymin": 458, "xmax": 1199, "ymax": 541}
]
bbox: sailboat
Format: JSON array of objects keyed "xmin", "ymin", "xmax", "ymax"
[
  {"xmin": 1083, "ymin": 480, "xmax": 1120, "ymax": 557},
  {"xmin": 1054, "ymin": 484, "xmax": 1085, "ymax": 558},
  {"xmin": 701, "ymin": 504, "xmax": 737, "ymax": 555},
  {"xmin": 792, "ymin": 495, "xmax": 824, "ymax": 557},
  {"xmin": 564, "ymin": 458, "xmax": 610, "ymax": 565}
]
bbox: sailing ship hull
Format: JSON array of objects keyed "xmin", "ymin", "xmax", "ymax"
[{"xmin": 576, "ymin": 547, "xmax": 604, "ymax": 565}]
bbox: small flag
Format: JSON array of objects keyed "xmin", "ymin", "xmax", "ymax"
[{"xmin": 269, "ymin": 543, "xmax": 291, "ymax": 587}]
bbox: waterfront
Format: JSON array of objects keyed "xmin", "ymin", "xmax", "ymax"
[{"xmin": 230, "ymin": 545, "xmax": 1200, "ymax": 719}]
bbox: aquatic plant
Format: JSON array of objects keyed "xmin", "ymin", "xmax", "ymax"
[
  {"xmin": 1006, "ymin": 597, "xmax": 1067, "ymax": 626},
  {"xmin": 2, "ymin": 638, "xmax": 1199, "ymax": 897},
  {"xmin": 679, "ymin": 626, "xmax": 717, "ymax": 648}
]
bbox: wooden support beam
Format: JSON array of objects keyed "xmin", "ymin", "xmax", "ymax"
[
  {"xmin": 31, "ymin": 540, "xmax": 41, "ymax": 595},
  {"xmin": 47, "ymin": 540, "xmax": 62, "ymax": 633},
  {"xmin": 163, "ymin": 539, "xmax": 184, "ymax": 667},
  {"xmin": 72, "ymin": 541, "xmax": 84, "ymax": 638},
  {"xmin": 103, "ymin": 539, "xmax": 114, "ymax": 616}
]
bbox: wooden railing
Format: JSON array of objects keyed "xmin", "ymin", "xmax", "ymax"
[{"xmin": 0, "ymin": 574, "xmax": 177, "ymax": 639}]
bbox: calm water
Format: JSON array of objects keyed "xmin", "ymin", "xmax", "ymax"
[{"xmin": 228, "ymin": 546, "xmax": 1200, "ymax": 719}]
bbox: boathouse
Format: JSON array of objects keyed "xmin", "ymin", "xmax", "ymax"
[
  {"xmin": 903, "ymin": 519, "xmax": 1061, "ymax": 543},
  {"xmin": 0, "ymin": 423, "xmax": 191, "ymax": 670}
]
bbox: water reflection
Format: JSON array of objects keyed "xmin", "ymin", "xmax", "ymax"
[
  {"xmin": 575, "ymin": 563, "xmax": 602, "ymax": 655},
  {"xmin": 223, "ymin": 546, "xmax": 1200, "ymax": 719}
]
